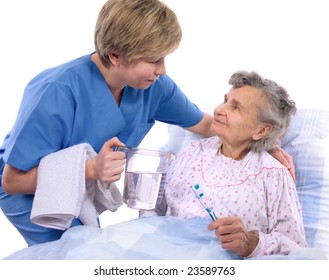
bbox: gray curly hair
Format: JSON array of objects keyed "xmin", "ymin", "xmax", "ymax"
[{"xmin": 229, "ymin": 71, "xmax": 297, "ymax": 153}]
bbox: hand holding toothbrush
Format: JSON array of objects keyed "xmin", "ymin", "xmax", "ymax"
[
  {"xmin": 192, "ymin": 184, "xmax": 259, "ymax": 257},
  {"xmin": 208, "ymin": 216, "xmax": 260, "ymax": 258}
]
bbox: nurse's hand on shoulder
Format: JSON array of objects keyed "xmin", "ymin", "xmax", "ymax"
[
  {"xmin": 86, "ymin": 137, "xmax": 126, "ymax": 184},
  {"xmin": 268, "ymin": 145, "xmax": 296, "ymax": 182}
]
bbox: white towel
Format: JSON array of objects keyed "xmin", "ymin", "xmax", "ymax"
[{"xmin": 31, "ymin": 143, "xmax": 123, "ymax": 230}]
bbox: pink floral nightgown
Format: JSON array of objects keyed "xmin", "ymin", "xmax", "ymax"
[{"xmin": 164, "ymin": 136, "xmax": 307, "ymax": 257}]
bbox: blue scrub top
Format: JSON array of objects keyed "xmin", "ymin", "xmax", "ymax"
[{"xmin": 0, "ymin": 53, "xmax": 203, "ymax": 174}]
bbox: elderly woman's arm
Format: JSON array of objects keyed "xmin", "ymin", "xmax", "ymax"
[
  {"xmin": 209, "ymin": 169, "xmax": 307, "ymax": 258},
  {"xmin": 248, "ymin": 170, "xmax": 307, "ymax": 257}
]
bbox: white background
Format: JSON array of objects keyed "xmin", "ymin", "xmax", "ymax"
[{"xmin": 0, "ymin": 0, "xmax": 328, "ymax": 259}]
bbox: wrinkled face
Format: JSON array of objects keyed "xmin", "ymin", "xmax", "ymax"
[
  {"xmin": 116, "ymin": 57, "xmax": 166, "ymax": 89},
  {"xmin": 212, "ymin": 86, "xmax": 268, "ymax": 147}
]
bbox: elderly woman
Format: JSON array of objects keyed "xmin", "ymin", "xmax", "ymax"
[{"xmin": 160, "ymin": 71, "xmax": 307, "ymax": 258}]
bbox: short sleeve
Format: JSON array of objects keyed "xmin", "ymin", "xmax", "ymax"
[
  {"xmin": 4, "ymin": 82, "xmax": 75, "ymax": 171},
  {"xmin": 152, "ymin": 75, "xmax": 204, "ymax": 127}
]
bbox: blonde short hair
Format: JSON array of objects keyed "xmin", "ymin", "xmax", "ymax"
[{"xmin": 94, "ymin": 0, "xmax": 182, "ymax": 67}]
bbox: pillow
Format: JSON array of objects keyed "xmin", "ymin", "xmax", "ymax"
[{"xmin": 281, "ymin": 109, "xmax": 329, "ymax": 258}]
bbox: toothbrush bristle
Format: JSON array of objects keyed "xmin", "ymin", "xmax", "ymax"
[
  {"xmin": 193, "ymin": 184, "xmax": 204, "ymax": 197},
  {"xmin": 194, "ymin": 184, "xmax": 200, "ymax": 190},
  {"xmin": 193, "ymin": 184, "xmax": 217, "ymax": 221}
]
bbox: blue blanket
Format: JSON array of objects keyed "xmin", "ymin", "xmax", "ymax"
[{"xmin": 4, "ymin": 216, "xmax": 326, "ymax": 260}]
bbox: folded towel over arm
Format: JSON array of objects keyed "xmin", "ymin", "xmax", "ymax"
[{"xmin": 31, "ymin": 143, "xmax": 123, "ymax": 230}]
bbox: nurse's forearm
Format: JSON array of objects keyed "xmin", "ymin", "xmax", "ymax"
[
  {"xmin": 186, "ymin": 112, "xmax": 215, "ymax": 137},
  {"xmin": 2, "ymin": 164, "xmax": 37, "ymax": 195}
]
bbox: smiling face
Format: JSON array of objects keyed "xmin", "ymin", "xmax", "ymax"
[{"xmin": 211, "ymin": 85, "xmax": 272, "ymax": 158}]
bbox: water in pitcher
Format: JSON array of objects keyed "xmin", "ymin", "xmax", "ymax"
[{"xmin": 123, "ymin": 171, "xmax": 166, "ymax": 210}]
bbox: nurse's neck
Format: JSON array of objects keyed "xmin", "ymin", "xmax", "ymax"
[{"xmin": 91, "ymin": 53, "xmax": 124, "ymax": 105}]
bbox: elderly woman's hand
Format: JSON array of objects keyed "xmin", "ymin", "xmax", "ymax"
[
  {"xmin": 208, "ymin": 217, "xmax": 259, "ymax": 258},
  {"xmin": 268, "ymin": 145, "xmax": 296, "ymax": 182}
]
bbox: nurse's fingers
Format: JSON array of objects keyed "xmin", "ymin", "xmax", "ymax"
[{"xmin": 103, "ymin": 137, "xmax": 126, "ymax": 151}]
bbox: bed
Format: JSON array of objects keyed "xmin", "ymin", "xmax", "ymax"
[{"xmin": 3, "ymin": 108, "xmax": 329, "ymax": 260}]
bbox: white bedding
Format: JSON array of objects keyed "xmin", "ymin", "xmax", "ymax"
[{"xmin": 4, "ymin": 216, "xmax": 326, "ymax": 260}]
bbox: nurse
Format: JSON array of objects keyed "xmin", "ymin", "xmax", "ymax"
[{"xmin": 0, "ymin": 0, "xmax": 294, "ymax": 246}]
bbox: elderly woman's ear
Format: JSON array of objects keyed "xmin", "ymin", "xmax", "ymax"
[{"xmin": 252, "ymin": 124, "xmax": 272, "ymax": 141}]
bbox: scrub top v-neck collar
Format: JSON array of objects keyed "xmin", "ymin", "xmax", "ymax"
[{"xmin": 89, "ymin": 56, "xmax": 127, "ymax": 128}]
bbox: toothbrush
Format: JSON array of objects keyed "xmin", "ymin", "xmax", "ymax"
[{"xmin": 192, "ymin": 184, "xmax": 217, "ymax": 221}]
